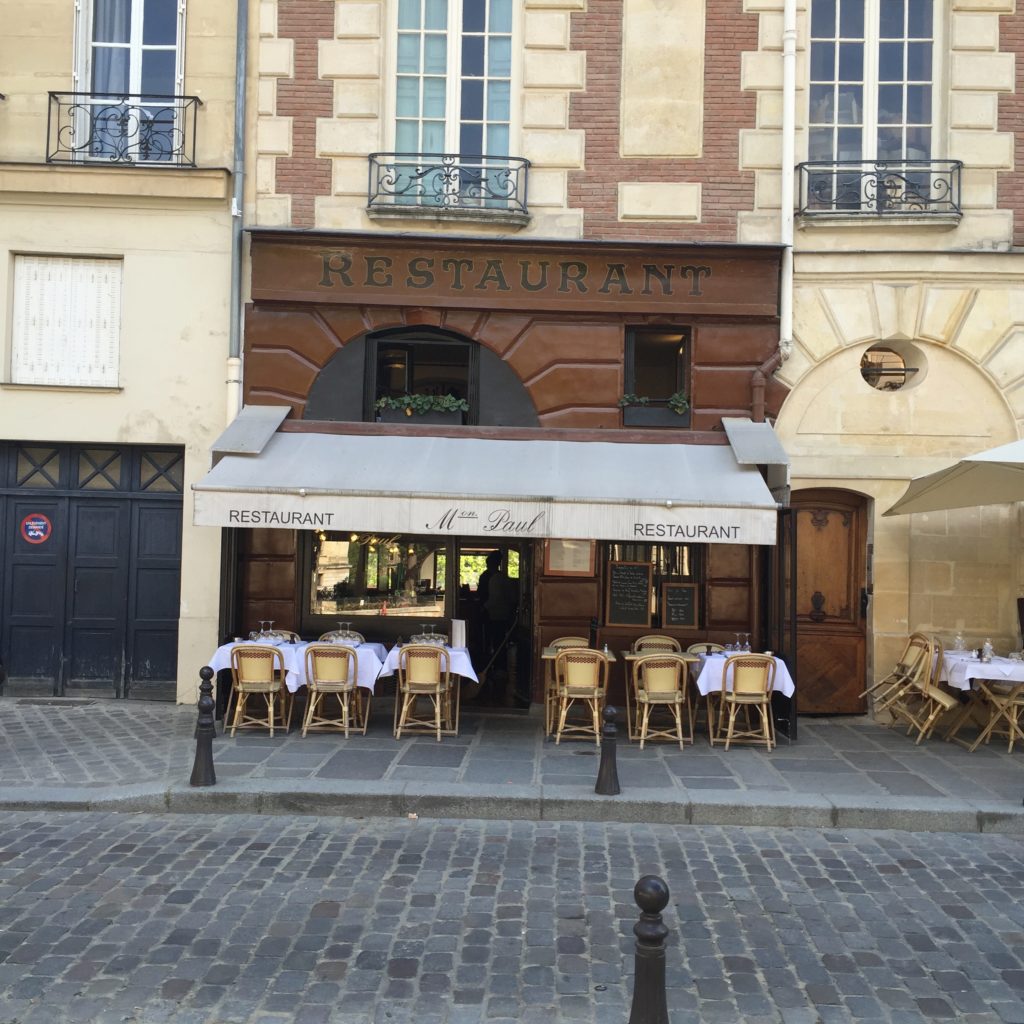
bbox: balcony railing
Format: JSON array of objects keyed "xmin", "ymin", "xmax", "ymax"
[
  {"xmin": 797, "ymin": 159, "xmax": 962, "ymax": 217},
  {"xmin": 368, "ymin": 153, "xmax": 530, "ymax": 216},
  {"xmin": 47, "ymin": 92, "xmax": 200, "ymax": 166}
]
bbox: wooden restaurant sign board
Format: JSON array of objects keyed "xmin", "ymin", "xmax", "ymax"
[{"xmin": 249, "ymin": 231, "xmax": 782, "ymax": 318}]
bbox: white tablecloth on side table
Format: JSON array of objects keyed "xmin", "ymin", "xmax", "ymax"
[
  {"xmin": 940, "ymin": 651, "xmax": 1024, "ymax": 692},
  {"xmin": 379, "ymin": 645, "xmax": 479, "ymax": 683},
  {"xmin": 694, "ymin": 653, "xmax": 795, "ymax": 698},
  {"xmin": 208, "ymin": 640, "xmax": 388, "ymax": 694}
]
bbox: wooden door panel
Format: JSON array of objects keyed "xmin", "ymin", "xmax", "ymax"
[{"xmin": 797, "ymin": 631, "xmax": 866, "ymax": 714}]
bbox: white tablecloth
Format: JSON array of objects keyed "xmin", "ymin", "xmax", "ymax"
[
  {"xmin": 694, "ymin": 653, "xmax": 795, "ymax": 698},
  {"xmin": 940, "ymin": 651, "xmax": 1024, "ymax": 692},
  {"xmin": 379, "ymin": 644, "xmax": 478, "ymax": 683},
  {"xmin": 208, "ymin": 640, "xmax": 388, "ymax": 694}
]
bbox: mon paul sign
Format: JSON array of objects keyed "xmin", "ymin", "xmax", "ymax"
[{"xmin": 249, "ymin": 231, "xmax": 782, "ymax": 317}]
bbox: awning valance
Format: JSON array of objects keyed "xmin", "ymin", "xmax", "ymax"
[{"xmin": 193, "ymin": 426, "xmax": 782, "ymax": 545}]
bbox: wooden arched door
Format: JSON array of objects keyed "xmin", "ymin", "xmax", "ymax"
[{"xmin": 792, "ymin": 489, "xmax": 869, "ymax": 714}]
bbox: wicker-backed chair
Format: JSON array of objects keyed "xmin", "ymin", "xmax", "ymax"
[
  {"xmin": 633, "ymin": 635, "xmax": 683, "ymax": 653},
  {"xmin": 553, "ymin": 647, "xmax": 608, "ymax": 745},
  {"xmin": 686, "ymin": 642, "xmax": 726, "ymax": 655},
  {"xmin": 544, "ymin": 636, "xmax": 589, "ymax": 735},
  {"xmin": 632, "ymin": 654, "xmax": 687, "ymax": 750},
  {"xmin": 302, "ymin": 643, "xmax": 364, "ymax": 737},
  {"xmin": 262, "ymin": 628, "xmax": 301, "ymax": 642},
  {"xmin": 318, "ymin": 629, "xmax": 365, "ymax": 644},
  {"xmin": 714, "ymin": 653, "xmax": 776, "ymax": 750},
  {"xmin": 872, "ymin": 632, "xmax": 933, "ymax": 721},
  {"xmin": 395, "ymin": 644, "xmax": 454, "ymax": 741},
  {"xmin": 229, "ymin": 644, "xmax": 289, "ymax": 737},
  {"xmin": 891, "ymin": 634, "xmax": 958, "ymax": 744}
]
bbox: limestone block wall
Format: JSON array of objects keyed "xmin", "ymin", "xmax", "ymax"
[{"xmin": 737, "ymin": 0, "xmax": 1019, "ymax": 249}]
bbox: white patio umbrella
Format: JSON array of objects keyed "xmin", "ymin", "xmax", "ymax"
[{"xmin": 884, "ymin": 438, "xmax": 1024, "ymax": 516}]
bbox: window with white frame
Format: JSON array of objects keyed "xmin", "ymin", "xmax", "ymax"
[
  {"xmin": 395, "ymin": 0, "xmax": 512, "ymax": 158},
  {"xmin": 808, "ymin": 0, "xmax": 935, "ymax": 165},
  {"xmin": 11, "ymin": 256, "xmax": 122, "ymax": 388}
]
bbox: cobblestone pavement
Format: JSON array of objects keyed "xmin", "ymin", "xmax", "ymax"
[
  {"xmin": 2, "ymin": 698, "xmax": 1024, "ymax": 805},
  {"xmin": 1, "ymin": 812, "xmax": 1024, "ymax": 1023}
]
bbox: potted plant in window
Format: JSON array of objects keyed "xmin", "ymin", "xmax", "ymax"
[
  {"xmin": 376, "ymin": 392, "xmax": 470, "ymax": 425},
  {"xmin": 618, "ymin": 390, "xmax": 691, "ymax": 427}
]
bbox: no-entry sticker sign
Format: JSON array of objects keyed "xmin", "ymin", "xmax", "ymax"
[{"xmin": 20, "ymin": 513, "xmax": 53, "ymax": 545}]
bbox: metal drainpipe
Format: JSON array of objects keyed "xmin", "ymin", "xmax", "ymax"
[
  {"xmin": 779, "ymin": 0, "xmax": 797, "ymax": 365},
  {"xmin": 226, "ymin": 0, "xmax": 249, "ymax": 422}
]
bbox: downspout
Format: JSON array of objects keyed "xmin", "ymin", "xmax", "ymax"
[
  {"xmin": 779, "ymin": 0, "xmax": 798, "ymax": 365},
  {"xmin": 226, "ymin": 0, "xmax": 249, "ymax": 422}
]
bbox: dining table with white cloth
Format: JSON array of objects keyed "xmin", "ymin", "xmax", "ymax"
[
  {"xmin": 694, "ymin": 652, "xmax": 796, "ymax": 697},
  {"xmin": 378, "ymin": 644, "xmax": 479, "ymax": 683},
  {"xmin": 938, "ymin": 650, "xmax": 1024, "ymax": 691},
  {"xmin": 208, "ymin": 639, "xmax": 389, "ymax": 694}
]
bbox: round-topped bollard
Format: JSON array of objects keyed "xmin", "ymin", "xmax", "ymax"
[
  {"xmin": 628, "ymin": 874, "xmax": 670, "ymax": 1024},
  {"xmin": 595, "ymin": 704, "xmax": 621, "ymax": 796},
  {"xmin": 190, "ymin": 666, "xmax": 217, "ymax": 788}
]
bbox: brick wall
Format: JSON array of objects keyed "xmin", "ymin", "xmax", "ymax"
[
  {"xmin": 567, "ymin": 0, "xmax": 758, "ymax": 242},
  {"xmin": 275, "ymin": 0, "xmax": 334, "ymax": 228},
  {"xmin": 998, "ymin": 5, "xmax": 1024, "ymax": 246}
]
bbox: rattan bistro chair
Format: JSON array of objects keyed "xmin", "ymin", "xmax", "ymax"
[
  {"xmin": 633, "ymin": 635, "xmax": 683, "ymax": 653},
  {"xmin": 544, "ymin": 636, "xmax": 589, "ymax": 735},
  {"xmin": 395, "ymin": 644, "xmax": 455, "ymax": 742},
  {"xmin": 229, "ymin": 644, "xmax": 290, "ymax": 737},
  {"xmin": 554, "ymin": 647, "xmax": 609, "ymax": 746},
  {"xmin": 319, "ymin": 629, "xmax": 365, "ymax": 644},
  {"xmin": 687, "ymin": 642, "xmax": 726, "ymax": 655},
  {"xmin": 302, "ymin": 643, "xmax": 365, "ymax": 738},
  {"xmin": 632, "ymin": 654, "xmax": 687, "ymax": 750},
  {"xmin": 714, "ymin": 653, "xmax": 776, "ymax": 751}
]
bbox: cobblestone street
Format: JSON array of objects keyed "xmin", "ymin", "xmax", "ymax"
[{"xmin": 1, "ymin": 812, "xmax": 1024, "ymax": 1024}]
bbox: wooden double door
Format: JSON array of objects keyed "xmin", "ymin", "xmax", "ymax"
[{"xmin": 792, "ymin": 489, "xmax": 869, "ymax": 714}]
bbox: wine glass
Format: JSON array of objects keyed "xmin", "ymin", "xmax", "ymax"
[
  {"xmin": 265, "ymin": 620, "xmax": 276, "ymax": 640},
  {"xmin": 742, "ymin": 633, "xmax": 752, "ymax": 653}
]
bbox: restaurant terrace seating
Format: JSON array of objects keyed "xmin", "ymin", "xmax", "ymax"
[
  {"xmin": 543, "ymin": 636, "xmax": 589, "ymax": 735},
  {"xmin": 868, "ymin": 632, "xmax": 933, "ymax": 720},
  {"xmin": 633, "ymin": 634, "xmax": 682, "ymax": 653},
  {"xmin": 267, "ymin": 628, "xmax": 302, "ymax": 642},
  {"xmin": 687, "ymin": 642, "xmax": 726, "ymax": 655},
  {"xmin": 302, "ymin": 643, "xmax": 364, "ymax": 738},
  {"xmin": 318, "ymin": 629, "xmax": 365, "ymax": 643},
  {"xmin": 714, "ymin": 653, "xmax": 776, "ymax": 750},
  {"xmin": 228, "ymin": 644, "xmax": 290, "ymax": 737},
  {"xmin": 395, "ymin": 643, "xmax": 455, "ymax": 742},
  {"xmin": 892, "ymin": 635, "xmax": 959, "ymax": 745},
  {"xmin": 631, "ymin": 653, "xmax": 687, "ymax": 750},
  {"xmin": 554, "ymin": 647, "xmax": 608, "ymax": 745}
]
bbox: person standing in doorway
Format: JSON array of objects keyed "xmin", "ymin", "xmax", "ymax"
[{"xmin": 479, "ymin": 550, "xmax": 517, "ymax": 658}]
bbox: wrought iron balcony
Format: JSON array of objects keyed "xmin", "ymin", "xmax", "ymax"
[
  {"xmin": 47, "ymin": 92, "xmax": 200, "ymax": 166},
  {"xmin": 797, "ymin": 159, "xmax": 962, "ymax": 217},
  {"xmin": 368, "ymin": 153, "xmax": 530, "ymax": 217}
]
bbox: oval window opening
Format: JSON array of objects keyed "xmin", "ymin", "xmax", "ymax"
[{"xmin": 860, "ymin": 346, "xmax": 919, "ymax": 391}]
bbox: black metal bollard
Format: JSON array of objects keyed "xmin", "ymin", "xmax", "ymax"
[
  {"xmin": 189, "ymin": 666, "xmax": 217, "ymax": 788},
  {"xmin": 628, "ymin": 874, "xmax": 670, "ymax": 1024},
  {"xmin": 595, "ymin": 705, "xmax": 621, "ymax": 795}
]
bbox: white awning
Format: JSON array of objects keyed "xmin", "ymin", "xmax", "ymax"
[{"xmin": 193, "ymin": 429, "xmax": 781, "ymax": 545}]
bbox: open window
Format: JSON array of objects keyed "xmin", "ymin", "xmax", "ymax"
[{"xmin": 621, "ymin": 328, "xmax": 691, "ymax": 428}]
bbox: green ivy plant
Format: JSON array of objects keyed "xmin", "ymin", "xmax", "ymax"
[
  {"xmin": 667, "ymin": 390, "xmax": 690, "ymax": 415},
  {"xmin": 376, "ymin": 393, "xmax": 470, "ymax": 416},
  {"xmin": 617, "ymin": 393, "xmax": 651, "ymax": 408}
]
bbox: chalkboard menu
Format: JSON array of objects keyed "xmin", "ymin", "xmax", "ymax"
[
  {"xmin": 661, "ymin": 583, "xmax": 698, "ymax": 628},
  {"xmin": 605, "ymin": 561, "xmax": 653, "ymax": 627}
]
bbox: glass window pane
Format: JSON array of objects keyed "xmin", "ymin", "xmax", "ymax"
[
  {"xmin": 396, "ymin": 77, "xmax": 420, "ymax": 117},
  {"xmin": 460, "ymin": 122, "xmax": 483, "ymax": 154},
  {"xmin": 809, "ymin": 126, "xmax": 835, "ymax": 160},
  {"xmin": 91, "ymin": 46, "xmax": 130, "ymax": 94},
  {"xmin": 463, "ymin": 0, "xmax": 485, "ymax": 32},
  {"xmin": 811, "ymin": 0, "xmax": 836, "ymax": 38},
  {"xmin": 837, "ymin": 85, "xmax": 862, "ymax": 123},
  {"xmin": 878, "ymin": 84, "xmax": 903, "ymax": 123},
  {"xmin": 462, "ymin": 35, "xmax": 485, "ymax": 77},
  {"xmin": 837, "ymin": 127, "xmax": 862, "ymax": 159},
  {"xmin": 907, "ymin": 0, "xmax": 932, "ymax": 38},
  {"xmin": 905, "ymin": 84, "xmax": 930, "ymax": 123},
  {"xmin": 876, "ymin": 127, "xmax": 903, "ymax": 159},
  {"xmin": 396, "ymin": 118, "xmax": 419, "ymax": 151},
  {"xmin": 810, "ymin": 41, "xmax": 835, "ymax": 81},
  {"xmin": 422, "ymin": 119, "xmax": 445, "ymax": 151},
  {"xmin": 838, "ymin": 0, "xmax": 863, "ymax": 38},
  {"xmin": 141, "ymin": 49, "xmax": 176, "ymax": 95},
  {"xmin": 424, "ymin": 0, "xmax": 446, "ymax": 30},
  {"xmin": 461, "ymin": 78, "xmax": 484, "ymax": 120},
  {"xmin": 809, "ymin": 84, "xmax": 835, "ymax": 124},
  {"xmin": 399, "ymin": 0, "xmax": 420, "ymax": 29},
  {"xmin": 424, "ymin": 34, "xmax": 447, "ymax": 74},
  {"xmin": 880, "ymin": 0, "xmax": 905, "ymax": 39},
  {"xmin": 93, "ymin": 0, "xmax": 131, "ymax": 43},
  {"xmin": 489, "ymin": 0, "xmax": 513, "ymax": 34},
  {"xmin": 878, "ymin": 42, "xmax": 903, "ymax": 82},
  {"xmin": 837, "ymin": 42, "xmax": 863, "ymax": 81},
  {"xmin": 906, "ymin": 125, "xmax": 930, "ymax": 157},
  {"xmin": 143, "ymin": 0, "xmax": 179, "ymax": 45},
  {"xmin": 486, "ymin": 123, "xmax": 508, "ymax": 156},
  {"xmin": 486, "ymin": 79, "xmax": 510, "ymax": 121},
  {"xmin": 488, "ymin": 36, "xmax": 511, "ymax": 77},
  {"xmin": 423, "ymin": 76, "xmax": 446, "ymax": 118},
  {"xmin": 907, "ymin": 42, "xmax": 931, "ymax": 80},
  {"xmin": 397, "ymin": 34, "xmax": 421, "ymax": 73}
]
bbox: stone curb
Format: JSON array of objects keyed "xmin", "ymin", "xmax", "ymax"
[{"xmin": 0, "ymin": 781, "xmax": 1022, "ymax": 833}]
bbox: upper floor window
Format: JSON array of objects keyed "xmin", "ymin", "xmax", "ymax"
[
  {"xmin": 809, "ymin": 0, "xmax": 935, "ymax": 164},
  {"xmin": 621, "ymin": 328, "xmax": 691, "ymax": 428},
  {"xmin": 395, "ymin": 0, "xmax": 512, "ymax": 158}
]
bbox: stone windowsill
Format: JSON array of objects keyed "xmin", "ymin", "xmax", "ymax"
[
  {"xmin": 0, "ymin": 161, "xmax": 231, "ymax": 201},
  {"xmin": 366, "ymin": 205, "xmax": 530, "ymax": 229}
]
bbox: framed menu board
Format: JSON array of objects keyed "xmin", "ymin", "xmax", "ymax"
[
  {"xmin": 661, "ymin": 583, "xmax": 698, "ymax": 628},
  {"xmin": 605, "ymin": 561, "xmax": 653, "ymax": 627},
  {"xmin": 544, "ymin": 539, "xmax": 596, "ymax": 577}
]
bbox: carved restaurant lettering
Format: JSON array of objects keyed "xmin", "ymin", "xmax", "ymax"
[{"xmin": 319, "ymin": 252, "xmax": 712, "ymax": 298}]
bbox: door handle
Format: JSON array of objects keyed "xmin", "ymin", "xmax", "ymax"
[{"xmin": 860, "ymin": 587, "xmax": 870, "ymax": 617}]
